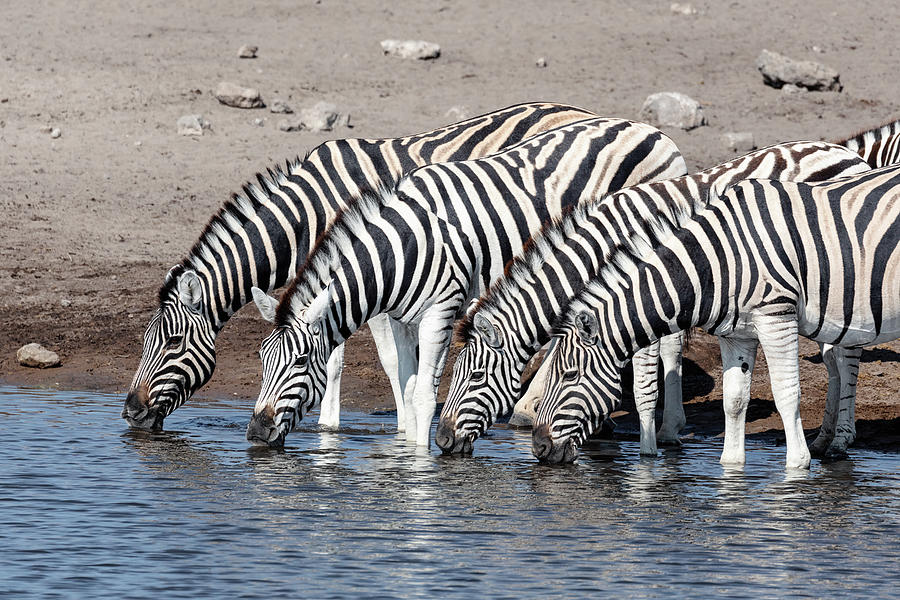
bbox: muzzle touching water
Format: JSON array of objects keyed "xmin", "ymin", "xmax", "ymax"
[
  {"xmin": 121, "ymin": 385, "xmax": 165, "ymax": 430},
  {"xmin": 532, "ymin": 424, "xmax": 577, "ymax": 464},
  {"xmin": 246, "ymin": 410, "xmax": 286, "ymax": 448},
  {"xmin": 435, "ymin": 418, "xmax": 475, "ymax": 455}
]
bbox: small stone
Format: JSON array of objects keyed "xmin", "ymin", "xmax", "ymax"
[
  {"xmin": 722, "ymin": 132, "xmax": 756, "ymax": 153},
  {"xmin": 39, "ymin": 125, "xmax": 52, "ymax": 134},
  {"xmin": 49, "ymin": 127, "xmax": 61, "ymax": 139},
  {"xmin": 278, "ymin": 102, "xmax": 348, "ymax": 133},
  {"xmin": 177, "ymin": 114, "xmax": 210, "ymax": 136},
  {"xmin": 215, "ymin": 81, "xmax": 265, "ymax": 109},
  {"xmin": 670, "ymin": 2, "xmax": 697, "ymax": 15},
  {"xmin": 134, "ymin": 140, "xmax": 142, "ymax": 147},
  {"xmin": 16, "ymin": 343, "xmax": 61, "ymax": 369},
  {"xmin": 253, "ymin": 118, "xmax": 264, "ymax": 127},
  {"xmin": 60, "ymin": 298, "xmax": 72, "ymax": 307},
  {"xmin": 812, "ymin": 45, "xmax": 824, "ymax": 54},
  {"xmin": 445, "ymin": 106, "xmax": 470, "ymax": 122},
  {"xmin": 269, "ymin": 99, "xmax": 294, "ymax": 114},
  {"xmin": 535, "ymin": 57, "xmax": 547, "ymax": 68},
  {"xmin": 380, "ymin": 39, "xmax": 441, "ymax": 60},
  {"xmin": 781, "ymin": 83, "xmax": 805, "ymax": 95},
  {"xmin": 756, "ymin": 49, "xmax": 842, "ymax": 92},
  {"xmin": 639, "ymin": 91, "xmax": 707, "ymax": 130},
  {"xmin": 238, "ymin": 44, "xmax": 258, "ymax": 59}
]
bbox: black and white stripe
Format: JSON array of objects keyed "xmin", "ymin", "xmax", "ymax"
[
  {"xmin": 837, "ymin": 117, "xmax": 900, "ymax": 168},
  {"xmin": 438, "ymin": 141, "xmax": 870, "ymax": 456},
  {"xmin": 534, "ymin": 164, "xmax": 900, "ymax": 469},
  {"xmin": 246, "ymin": 117, "xmax": 688, "ymax": 448},
  {"xmin": 121, "ymin": 101, "xmax": 599, "ymax": 430}
]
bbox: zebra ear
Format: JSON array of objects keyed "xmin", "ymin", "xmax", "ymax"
[
  {"xmin": 574, "ymin": 310, "xmax": 599, "ymax": 344},
  {"xmin": 303, "ymin": 281, "xmax": 334, "ymax": 325},
  {"xmin": 251, "ymin": 287, "xmax": 278, "ymax": 323},
  {"xmin": 473, "ymin": 313, "xmax": 502, "ymax": 349},
  {"xmin": 176, "ymin": 270, "xmax": 203, "ymax": 313}
]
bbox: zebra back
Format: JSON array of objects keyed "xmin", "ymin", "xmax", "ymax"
[{"xmin": 836, "ymin": 117, "xmax": 900, "ymax": 168}]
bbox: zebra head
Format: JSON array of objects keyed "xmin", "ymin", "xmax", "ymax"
[
  {"xmin": 123, "ymin": 267, "xmax": 216, "ymax": 430},
  {"xmin": 246, "ymin": 284, "xmax": 334, "ymax": 447},
  {"xmin": 533, "ymin": 308, "xmax": 622, "ymax": 464},
  {"xmin": 437, "ymin": 313, "xmax": 523, "ymax": 454}
]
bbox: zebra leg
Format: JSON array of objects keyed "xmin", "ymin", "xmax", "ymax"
[
  {"xmin": 317, "ymin": 343, "xmax": 345, "ymax": 429},
  {"xmin": 632, "ymin": 342, "xmax": 661, "ymax": 457},
  {"xmin": 382, "ymin": 319, "xmax": 419, "ymax": 441},
  {"xmin": 409, "ymin": 313, "xmax": 456, "ymax": 447},
  {"xmin": 756, "ymin": 316, "xmax": 811, "ymax": 470},
  {"xmin": 827, "ymin": 347, "xmax": 861, "ymax": 456},
  {"xmin": 657, "ymin": 331, "xmax": 686, "ymax": 445},
  {"xmin": 368, "ymin": 313, "xmax": 410, "ymax": 432},
  {"xmin": 718, "ymin": 337, "xmax": 758, "ymax": 466},
  {"xmin": 810, "ymin": 343, "xmax": 841, "ymax": 456}
]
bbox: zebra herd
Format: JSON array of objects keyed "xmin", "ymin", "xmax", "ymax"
[{"xmin": 123, "ymin": 101, "xmax": 900, "ymax": 469}]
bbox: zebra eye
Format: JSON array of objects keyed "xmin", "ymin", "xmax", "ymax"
[
  {"xmin": 563, "ymin": 369, "xmax": 579, "ymax": 383},
  {"xmin": 164, "ymin": 335, "xmax": 183, "ymax": 350},
  {"xmin": 470, "ymin": 369, "xmax": 486, "ymax": 383},
  {"xmin": 293, "ymin": 354, "xmax": 309, "ymax": 368}
]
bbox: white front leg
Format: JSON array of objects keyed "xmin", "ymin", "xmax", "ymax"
[
  {"xmin": 756, "ymin": 316, "xmax": 810, "ymax": 470},
  {"xmin": 369, "ymin": 314, "xmax": 415, "ymax": 432},
  {"xmin": 631, "ymin": 342, "xmax": 661, "ymax": 457},
  {"xmin": 318, "ymin": 343, "xmax": 345, "ymax": 429},
  {"xmin": 718, "ymin": 337, "xmax": 758, "ymax": 466},
  {"xmin": 811, "ymin": 344, "xmax": 860, "ymax": 456},
  {"xmin": 658, "ymin": 331, "xmax": 686, "ymax": 443},
  {"xmin": 408, "ymin": 314, "xmax": 455, "ymax": 447}
]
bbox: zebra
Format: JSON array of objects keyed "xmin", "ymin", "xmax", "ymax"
[
  {"xmin": 246, "ymin": 117, "xmax": 688, "ymax": 448},
  {"xmin": 436, "ymin": 141, "xmax": 870, "ymax": 457},
  {"xmin": 837, "ymin": 117, "xmax": 900, "ymax": 168},
  {"xmin": 120, "ymin": 101, "xmax": 599, "ymax": 431},
  {"xmin": 532, "ymin": 164, "xmax": 900, "ymax": 468}
]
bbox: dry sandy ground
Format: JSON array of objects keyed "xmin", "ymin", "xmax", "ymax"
[{"xmin": 1, "ymin": 0, "xmax": 898, "ymax": 448}]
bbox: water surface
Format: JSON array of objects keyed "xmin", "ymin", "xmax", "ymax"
[{"xmin": 0, "ymin": 386, "xmax": 897, "ymax": 598}]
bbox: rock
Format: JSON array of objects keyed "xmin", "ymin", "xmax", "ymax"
[
  {"xmin": 756, "ymin": 49, "xmax": 842, "ymax": 92},
  {"xmin": 535, "ymin": 56, "xmax": 548, "ymax": 68},
  {"xmin": 39, "ymin": 125, "xmax": 53, "ymax": 134},
  {"xmin": 445, "ymin": 106, "xmax": 470, "ymax": 122},
  {"xmin": 252, "ymin": 118, "xmax": 264, "ymax": 127},
  {"xmin": 215, "ymin": 81, "xmax": 265, "ymax": 108},
  {"xmin": 722, "ymin": 132, "xmax": 756, "ymax": 153},
  {"xmin": 670, "ymin": 3, "xmax": 697, "ymax": 15},
  {"xmin": 781, "ymin": 83, "xmax": 805, "ymax": 95},
  {"xmin": 177, "ymin": 114, "xmax": 210, "ymax": 136},
  {"xmin": 237, "ymin": 44, "xmax": 258, "ymax": 59},
  {"xmin": 380, "ymin": 39, "xmax": 441, "ymax": 60},
  {"xmin": 269, "ymin": 99, "xmax": 293, "ymax": 114},
  {"xmin": 639, "ymin": 91, "xmax": 707, "ymax": 130},
  {"xmin": 60, "ymin": 298, "xmax": 72, "ymax": 307},
  {"xmin": 16, "ymin": 343, "xmax": 60, "ymax": 368},
  {"xmin": 49, "ymin": 127, "xmax": 61, "ymax": 139},
  {"xmin": 278, "ymin": 102, "xmax": 349, "ymax": 133}
]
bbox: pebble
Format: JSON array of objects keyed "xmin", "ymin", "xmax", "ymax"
[
  {"xmin": 60, "ymin": 298, "xmax": 72, "ymax": 307},
  {"xmin": 238, "ymin": 44, "xmax": 258, "ymax": 59},
  {"xmin": 756, "ymin": 49, "xmax": 842, "ymax": 92},
  {"xmin": 781, "ymin": 83, "xmax": 806, "ymax": 95},
  {"xmin": 722, "ymin": 132, "xmax": 756, "ymax": 153},
  {"xmin": 639, "ymin": 91, "xmax": 707, "ymax": 130},
  {"xmin": 535, "ymin": 57, "xmax": 548, "ymax": 68},
  {"xmin": 380, "ymin": 39, "xmax": 441, "ymax": 60},
  {"xmin": 16, "ymin": 343, "xmax": 61, "ymax": 369},
  {"xmin": 215, "ymin": 81, "xmax": 265, "ymax": 108},
  {"xmin": 278, "ymin": 102, "xmax": 348, "ymax": 133},
  {"xmin": 253, "ymin": 118, "xmax": 264, "ymax": 127},
  {"xmin": 269, "ymin": 99, "xmax": 294, "ymax": 114},
  {"xmin": 50, "ymin": 127, "xmax": 61, "ymax": 138},
  {"xmin": 177, "ymin": 114, "xmax": 210, "ymax": 136},
  {"xmin": 670, "ymin": 2, "xmax": 697, "ymax": 15}
]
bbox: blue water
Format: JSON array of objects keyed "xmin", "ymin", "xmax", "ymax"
[{"xmin": 0, "ymin": 386, "xmax": 897, "ymax": 599}]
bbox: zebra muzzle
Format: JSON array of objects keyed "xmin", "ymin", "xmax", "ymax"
[
  {"xmin": 122, "ymin": 386, "xmax": 165, "ymax": 430},
  {"xmin": 435, "ymin": 418, "xmax": 474, "ymax": 455},
  {"xmin": 246, "ymin": 411, "xmax": 285, "ymax": 448},
  {"xmin": 532, "ymin": 424, "xmax": 577, "ymax": 464}
]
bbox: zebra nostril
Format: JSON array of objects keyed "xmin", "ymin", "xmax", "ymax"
[
  {"xmin": 435, "ymin": 419, "xmax": 456, "ymax": 453},
  {"xmin": 532, "ymin": 424, "xmax": 553, "ymax": 460},
  {"xmin": 246, "ymin": 411, "xmax": 283, "ymax": 447}
]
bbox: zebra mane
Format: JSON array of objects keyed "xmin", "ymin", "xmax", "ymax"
[
  {"xmin": 274, "ymin": 184, "xmax": 395, "ymax": 326},
  {"xmin": 157, "ymin": 154, "xmax": 310, "ymax": 305},
  {"xmin": 834, "ymin": 116, "xmax": 900, "ymax": 153},
  {"xmin": 552, "ymin": 200, "xmax": 697, "ymax": 333}
]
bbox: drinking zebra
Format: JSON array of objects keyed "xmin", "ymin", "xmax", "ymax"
[
  {"xmin": 247, "ymin": 117, "xmax": 687, "ymax": 448},
  {"xmin": 437, "ymin": 141, "xmax": 870, "ymax": 457},
  {"xmin": 533, "ymin": 164, "xmax": 900, "ymax": 468},
  {"xmin": 837, "ymin": 117, "xmax": 900, "ymax": 168},
  {"xmin": 121, "ymin": 101, "xmax": 598, "ymax": 431}
]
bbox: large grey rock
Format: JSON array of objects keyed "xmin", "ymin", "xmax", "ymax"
[
  {"xmin": 215, "ymin": 81, "xmax": 265, "ymax": 108},
  {"xmin": 17, "ymin": 343, "xmax": 60, "ymax": 368},
  {"xmin": 639, "ymin": 92, "xmax": 707, "ymax": 130},
  {"xmin": 380, "ymin": 39, "xmax": 441, "ymax": 60},
  {"xmin": 278, "ymin": 102, "xmax": 348, "ymax": 133},
  {"xmin": 722, "ymin": 132, "xmax": 756, "ymax": 153},
  {"xmin": 756, "ymin": 49, "xmax": 842, "ymax": 92},
  {"xmin": 177, "ymin": 114, "xmax": 210, "ymax": 136}
]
